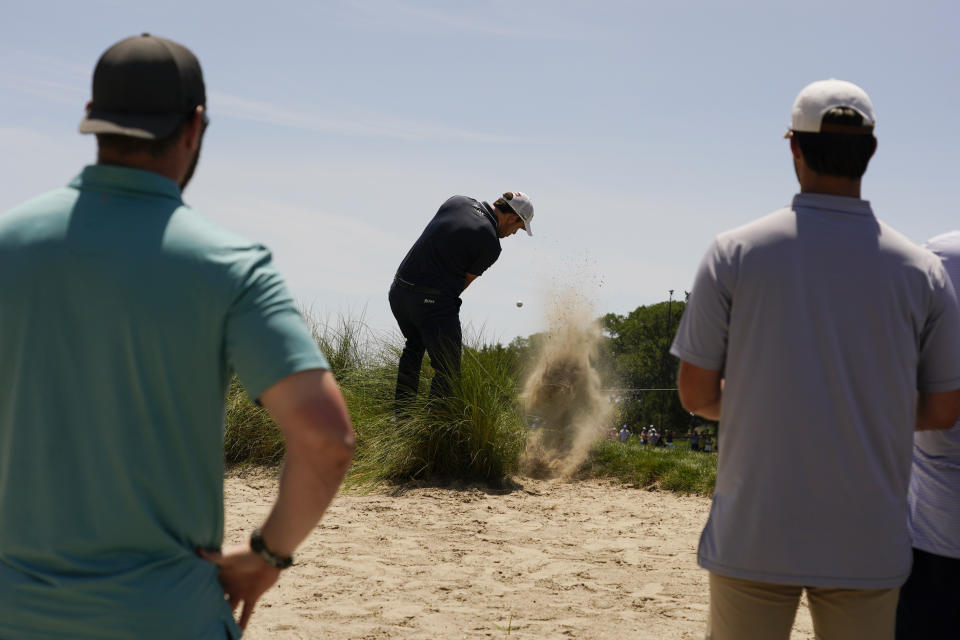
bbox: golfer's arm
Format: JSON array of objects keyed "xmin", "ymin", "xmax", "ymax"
[
  {"xmin": 256, "ymin": 369, "xmax": 355, "ymax": 557},
  {"xmin": 916, "ymin": 389, "xmax": 960, "ymax": 431},
  {"xmin": 677, "ymin": 360, "xmax": 722, "ymax": 421},
  {"xmin": 463, "ymin": 273, "xmax": 479, "ymax": 290}
]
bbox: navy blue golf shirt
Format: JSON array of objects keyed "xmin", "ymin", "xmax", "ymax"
[{"xmin": 395, "ymin": 196, "xmax": 501, "ymax": 297}]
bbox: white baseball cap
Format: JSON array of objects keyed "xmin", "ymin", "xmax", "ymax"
[
  {"xmin": 787, "ymin": 79, "xmax": 876, "ymax": 137},
  {"xmin": 502, "ymin": 191, "xmax": 534, "ymax": 236}
]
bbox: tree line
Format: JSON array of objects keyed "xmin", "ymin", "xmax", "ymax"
[{"xmin": 495, "ymin": 296, "xmax": 717, "ymax": 434}]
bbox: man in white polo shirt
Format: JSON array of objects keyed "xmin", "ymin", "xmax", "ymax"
[
  {"xmin": 895, "ymin": 231, "xmax": 960, "ymax": 638},
  {"xmin": 671, "ymin": 79, "xmax": 960, "ymax": 640}
]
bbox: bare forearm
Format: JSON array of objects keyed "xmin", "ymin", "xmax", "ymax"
[
  {"xmin": 203, "ymin": 422, "xmax": 352, "ymax": 632},
  {"xmin": 259, "ymin": 441, "xmax": 352, "ymax": 556},
  {"xmin": 916, "ymin": 389, "xmax": 960, "ymax": 431},
  {"xmin": 689, "ymin": 398, "xmax": 722, "ymax": 422},
  {"xmin": 677, "ymin": 361, "xmax": 723, "ymax": 421},
  {"xmin": 257, "ymin": 370, "xmax": 355, "ymax": 557}
]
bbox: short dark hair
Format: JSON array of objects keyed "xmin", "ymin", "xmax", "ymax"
[
  {"xmin": 793, "ymin": 107, "xmax": 876, "ymax": 179},
  {"xmin": 493, "ymin": 196, "xmax": 518, "ymax": 217},
  {"xmin": 493, "ymin": 191, "xmax": 526, "ymax": 219},
  {"xmin": 95, "ymin": 119, "xmax": 188, "ymax": 159}
]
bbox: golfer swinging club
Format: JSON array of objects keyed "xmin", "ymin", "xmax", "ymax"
[{"xmin": 390, "ymin": 191, "xmax": 534, "ymax": 410}]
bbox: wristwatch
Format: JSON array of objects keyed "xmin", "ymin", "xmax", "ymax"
[{"xmin": 249, "ymin": 529, "xmax": 293, "ymax": 569}]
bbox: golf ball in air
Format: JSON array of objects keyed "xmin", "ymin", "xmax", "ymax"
[{"xmin": 516, "ymin": 301, "xmax": 524, "ymax": 308}]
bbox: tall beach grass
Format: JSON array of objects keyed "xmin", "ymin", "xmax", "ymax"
[
  {"xmin": 224, "ymin": 312, "xmax": 718, "ymax": 493},
  {"xmin": 347, "ymin": 343, "xmax": 527, "ymax": 487},
  {"xmin": 224, "ymin": 313, "xmax": 528, "ymax": 485}
]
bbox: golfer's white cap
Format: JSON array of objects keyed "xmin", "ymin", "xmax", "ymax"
[
  {"xmin": 502, "ymin": 191, "xmax": 534, "ymax": 236},
  {"xmin": 786, "ymin": 79, "xmax": 876, "ymax": 137}
]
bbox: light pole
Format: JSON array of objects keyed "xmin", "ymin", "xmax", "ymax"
[
  {"xmin": 658, "ymin": 290, "xmax": 676, "ymax": 431},
  {"xmin": 666, "ymin": 289, "xmax": 674, "ymax": 330}
]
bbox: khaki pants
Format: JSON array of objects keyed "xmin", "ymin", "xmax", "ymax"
[{"xmin": 707, "ymin": 572, "xmax": 900, "ymax": 640}]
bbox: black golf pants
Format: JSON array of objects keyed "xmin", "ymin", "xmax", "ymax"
[{"xmin": 389, "ymin": 285, "xmax": 462, "ymax": 410}]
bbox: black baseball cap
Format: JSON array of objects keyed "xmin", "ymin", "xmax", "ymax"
[{"xmin": 79, "ymin": 34, "xmax": 205, "ymax": 140}]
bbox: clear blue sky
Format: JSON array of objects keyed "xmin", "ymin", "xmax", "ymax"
[{"xmin": 3, "ymin": 1, "xmax": 958, "ymax": 344}]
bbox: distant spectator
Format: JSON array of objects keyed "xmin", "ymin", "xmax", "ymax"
[
  {"xmin": 665, "ymin": 430, "xmax": 674, "ymax": 448},
  {"xmin": 618, "ymin": 425, "xmax": 631, "ymax": 443},
  {"xmin": 690, "ymin": 430, "xmax": 700, "ymax": 451},
  {"xmin": 640, "ymin": 427, "xmax": 649, "ymax": 445},
  {"xmin": 649, "ymin": 428, "xmax": 660, "ymax": 447},
  {"xmin": 703, "ymin": 433, "xmax": 713, "ymax": 453}
]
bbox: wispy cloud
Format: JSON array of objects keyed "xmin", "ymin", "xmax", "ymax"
[
  {"xmin": 0, "ymin": 74, "xmax": 86, "ymax": 106},
  {"xmin": 209, "ymin": 90, "xmax": 515, "ymax": 143},
  {"xmin": 0, "ymin": 48, "xmax": 514, "ymax": 144},
  {"xmin": 0, "ymin": 50, "xmax": 88, "ymax": 106}
]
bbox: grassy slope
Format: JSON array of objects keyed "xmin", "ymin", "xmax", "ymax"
[
  {"xmin": 582, "ymin": 440, "xmax": 717, "ymax": 495},
  {"xmin": 223, "ymin": 314, "xmax": 718, "ymax": 495}
]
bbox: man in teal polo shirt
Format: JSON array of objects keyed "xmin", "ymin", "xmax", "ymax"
[{"xmin": 0, "ymin": 35, "xmax": 355, "ymax": 638}]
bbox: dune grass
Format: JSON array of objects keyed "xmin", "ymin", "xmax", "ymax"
[
  {"xmin": 224, "ymin": 375, "xmax": 284, "ymax": 466},
  {"xmin": 346, "ymin": 344, "xmax": 527, "ymax": 488},
  {"xmin": 223, "ymin": 313, "xmax": 375, "ymax": 467},
  {"xmin": 224, "ymin": 313, "xmax": 528, "ymax": 486},
  {"xmin": 224, "ymin": 312, "xmax": 715, "ymax": 494},
  {"xmin": 581, "ymin": 439, "xmax": 717, "ymax": 495}
]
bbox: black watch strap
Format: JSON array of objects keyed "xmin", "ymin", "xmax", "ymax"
[{"xmin": 249, "ymin": 529, "xmax": 293, "ymax": 569}]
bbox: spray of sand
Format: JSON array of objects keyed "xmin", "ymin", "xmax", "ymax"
[{"xmin": 520, "ymin": 289, "xmax": 613, "ymax": 478}]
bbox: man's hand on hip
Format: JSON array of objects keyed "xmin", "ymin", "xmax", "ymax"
[{"xmin": 198, "ymin": 546, "xmax": 281, "ymax": 630}]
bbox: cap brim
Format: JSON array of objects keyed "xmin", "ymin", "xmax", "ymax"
[{"xmin": 79, "ymin": 109, "xmax": 183, "ymax": 140}]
